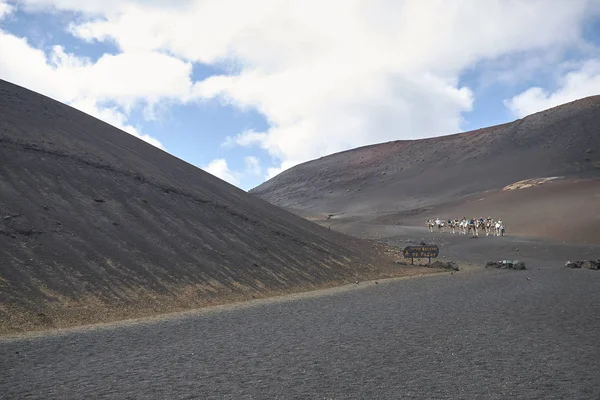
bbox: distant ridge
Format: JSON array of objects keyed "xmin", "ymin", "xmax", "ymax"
[{"xmin": 250, "ymin": 95, "xmax": 600, "ymax": 215}]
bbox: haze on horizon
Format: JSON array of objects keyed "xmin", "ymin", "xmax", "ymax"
[{"xmin": 2, "ymin": 0, "xmax": 600, "ymax": 190}]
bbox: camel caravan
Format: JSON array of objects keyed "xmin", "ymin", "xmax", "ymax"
[{"xmin": 426, "ymin": 217, "xmax": 505, "ymax": 237}]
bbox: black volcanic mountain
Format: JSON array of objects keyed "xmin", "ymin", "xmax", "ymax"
[
  {"xmin": 0, "ymin": 79, "xmax": 419, "ymax": 335},
  {"xmin": 250, "ymin": 97, "xmax": 600, "ymax": 217}
]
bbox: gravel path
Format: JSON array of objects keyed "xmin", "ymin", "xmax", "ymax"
[{"xmin": 2, "ymin": 258, "xmax": 599, "ymax": 399}]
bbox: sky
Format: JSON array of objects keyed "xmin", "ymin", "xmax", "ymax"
[{"xmin": 1, "ymin": 0, "xmax": 600, "ymax": 191}]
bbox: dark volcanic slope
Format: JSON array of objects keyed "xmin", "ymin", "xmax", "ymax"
[
  {"xmin": 251, "ymin": 97, "xmax": 600, "ymax": 214},
  {"xmin": 0, "ymin": 80, "xmax": 416, "ymax": 335}
]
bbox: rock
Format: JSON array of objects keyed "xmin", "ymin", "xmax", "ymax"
[
  {"xmin": 583, "ymin": 260, "xmax": 600, "ymax": 270},
  {"xmin": 429, "ymin": 261, "xmax": 459, "ymax": 271},
  {"xmin": 565, "ymin": 260, "xmax": 600, "ymax": 270},
  {"xmin": 589, "ymin": 260, "xmax": 600, "ymax": 270},
  {"xmin": 565, "ymin": 260, "xmax": 582, "ymax": 268},
  {"xmin": 486, "ymin": 260, "xmax": 526, "ymax": 270},
  {"xmin": 513, "ymin": 261, "xmax": 526, "ymax": 270}
]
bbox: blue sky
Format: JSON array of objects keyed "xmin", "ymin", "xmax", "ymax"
[{"xmin": 1, "ymin": 0, "xmax": 600, "ymax": 190}]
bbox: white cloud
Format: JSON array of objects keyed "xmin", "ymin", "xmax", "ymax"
[
  {"xmin": 202, "ymin": 158, "xmax": 240, "ymax": 186},
  {"xmin": 244, "ymin": 156, "xmax": 261, "ymax": 176},
  {"xmin": 4, "ymin": 0, "xmax": 600, "ymax": 184},
  {"xmin": 67, "ymin": 0, "xmax": 591, "ymax": 175},
  {"xmin": 0, "ymin": 1, "xmax": 14, "ymax": 20},
  {"xmin": 0, "ymin": 30, "xmax": 189, "ymax": 148},
  {"xmin": 505, "ymin": 59, "xmax": 600, "ymax": 118},
  {"xmin": 202, "ymin": 156, "xmax": 263, "ymax": 188},
  {"xmin": 13, "ymin": 0, "xmax": 190, "ymax": 15},
  {"xmin": 69, "ymin": 97, "xmax": 164, "ymax": 148},
  {"xmin": 222, "ymin": 129, "xmax": 268, "ymax": 149}
]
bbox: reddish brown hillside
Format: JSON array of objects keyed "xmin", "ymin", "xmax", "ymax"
[{"xmin": 250, "ymin": 97, "xmax": 600, "ymax": 215}]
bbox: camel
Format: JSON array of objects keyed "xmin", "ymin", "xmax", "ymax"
[
  {"xmin": 436, "ymin": 218, "xmax": 445, "ymax": 233},
  {"xmin": 428, "ymin": 218, "xmax": 445, "ymax": 233},
  {"xmin": 448, "ymin": 219, "xmax": 459, "ymax": 234},
  {"xmin": 458, "ymin": 218, "xmax": 468, "ymax": 235},
  {"xmin": 425, "ymin": 215, "xmax": 504, "ymax": 237},
  {"xmin": 467, "ymin": 218, "xmax": 484, "ymax": 237},
  {"xmin": 484, "ymin": 217, "xmax": 495, "ymax": 236},
  {"xmin": 495, "ymin": 219, "xmax": 505, "ymax": 236},
  {"xmin": 426, "ymin": 219, "xmax": 436, "ymax": 233}
]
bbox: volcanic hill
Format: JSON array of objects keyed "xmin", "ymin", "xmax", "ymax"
[
  {"xmin": 0, "ymin": 79, "xmax": 427, "ymax": 335},
  {"xmin": 250, "ymin": 97, "xmax": 600, "ymax": 243}
]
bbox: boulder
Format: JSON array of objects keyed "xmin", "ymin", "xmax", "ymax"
[
  {"xmin": 582, "ymin": 260, "xmax": 600, "ymax": 270},
  {"xmin": 565, "ymin": 261, "xmax": 582, "ymax": 268},
  {"xmin": 565, "ymin": 260, "xmax": 600, "ymax": 270},
  {"xmin": 486, "ymin": 260, "xmax": 526, "ymax": 270},
  {"xmin": 429, "ymin": 261, "xmax": 459, "ymax": 271}
]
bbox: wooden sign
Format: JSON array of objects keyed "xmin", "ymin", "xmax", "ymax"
[{"xmin": 403, "ymin": 245, "xmax": 439, "ymax": 264}]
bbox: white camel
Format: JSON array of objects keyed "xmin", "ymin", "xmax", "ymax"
[
  {"xmin": 459, "ymin": 218, "xmax": 468, "ymax": 235},
  {"xmin": 495, "ymin": 219, "xmax": 505, "ymax": 236},
  {"xmin": 436, "ymin": 218, "xmax": 445, "ymax": 233}
]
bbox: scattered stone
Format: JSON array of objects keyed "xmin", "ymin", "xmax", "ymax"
[
  {"xmin": 486, "ymin": 260, "xmax": 527, "ymax": 270},
  {"xmin": 3, "ymin": 213, "xmax": 23, "ymax": 220},
  {"xmin": 94, "ymin": 198, "xmax": 105, "ymax": 203}
]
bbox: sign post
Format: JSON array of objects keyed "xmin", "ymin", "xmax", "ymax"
[{"xmin": 403, "ymin": 245, "xmax": 440, "ymax": 265}]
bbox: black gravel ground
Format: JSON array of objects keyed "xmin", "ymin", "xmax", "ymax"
[{"xmin": 2, "ymin": 248, "xmax": 599, "ymax": 399}]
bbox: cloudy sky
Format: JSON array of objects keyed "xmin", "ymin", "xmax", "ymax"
[{"xmin": 1, "ymin": 0, "xmax": 600, "ymax": 190}]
